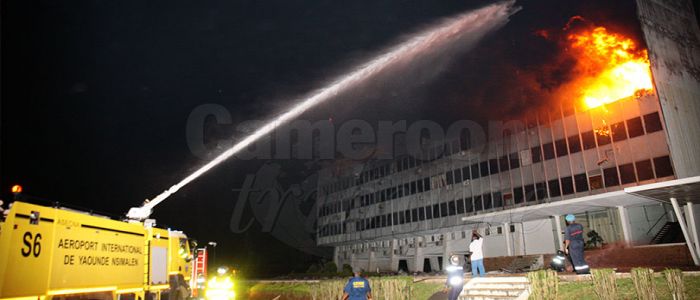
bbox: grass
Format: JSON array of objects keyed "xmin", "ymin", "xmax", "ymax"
[
  {"xmin": 558, "ymin": 275, "xmax": 700, "ymax": 300},
  {"xmin": 410, "ymin": 281, "xmax": 445, "ymax": 299},
  {"xmin": 239, "ymin": 277, "xmax": 444, "ymax": 299}
]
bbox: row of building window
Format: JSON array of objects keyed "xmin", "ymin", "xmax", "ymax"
[
  {"xmin": 320, "ymin": 155, "xmax": 674, "ymax": 237},
  {"xmin": 320, "ymin": 111, "xmax": 666, "ymax": 217},
  {"xmin": 321, "ymin": 110, "xmax": 663, "ymax": 196}
]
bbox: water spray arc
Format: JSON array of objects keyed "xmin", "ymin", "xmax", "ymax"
[{"xmin": 127, "ymin": 1, "xmax": 519, "ymax": 220}]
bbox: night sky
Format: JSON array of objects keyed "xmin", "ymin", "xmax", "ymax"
[{"xmin": 1, "ymin": 0, "xmax": 644, "ymax": 277}]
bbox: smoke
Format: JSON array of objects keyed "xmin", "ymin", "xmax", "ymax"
[
  {"xmin": 131, "ymin": 1, "xmax": 520, "ymax": 217},
  {"xmin": 432, "ymin": 10, "xmax": 648, "ymax": 122}
]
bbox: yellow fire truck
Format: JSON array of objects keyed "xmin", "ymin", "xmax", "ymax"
[{"xmin": 0, "ymin": 200, "xmax": 193, "ymax": 300}]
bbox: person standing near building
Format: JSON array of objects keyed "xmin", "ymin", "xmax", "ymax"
[
  {"xmin": 342, "ymin": 269, "xmax": 372, "ymax": 300},
  {"xmin": 564, "ymin": 214, "xmax": 590, "ymax": 274},
  {"xmin": 469, "ymin": 230, "xmax": 486, "ymax": 277}
]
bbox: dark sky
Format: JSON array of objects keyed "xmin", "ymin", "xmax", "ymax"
[{"xmin": 1, "ymin": 0, "xmax": 644, "ymax": 276}]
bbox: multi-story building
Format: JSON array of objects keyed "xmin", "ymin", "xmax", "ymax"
[{"xmin": 316, "ymin": 0, "xmax": 700, "ymax": 273}]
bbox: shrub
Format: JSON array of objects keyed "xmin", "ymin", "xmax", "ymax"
[
  {"xmin": 527, "ymin": 269, "xmax": 558, "ymax": 300},
  {"xmin": 591, "ymin": 268, "xmax": 617, "ymax": 300},
  {"xmin": 586, "ymin": 230, "xmax": 605, "ymax": 248},
  {"xmin": 631, "ymin": 268, "xmax": 657, "ymax": 300},
  {"xmin": 663, "ymin": 268, "xmax": 685, "ymax": 300},
  {"xmin": 322, "ymin": 262, "xmax": 338, "ymax": 275},
  {"xmin": 341, "ymin": 264, "xmax": 353, "ymax": 276}
]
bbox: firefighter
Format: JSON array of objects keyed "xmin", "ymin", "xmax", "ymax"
[
  {"xmin": 563, "ymin": 214, "xmax": 590, "ymax": 274},
  {"xmin": 444, "ymin": 255, "xmax": 465, "ymax": 300},
  {"xmin": 342, "ymin": 268, "xmax": 372, "ymax": 300}
]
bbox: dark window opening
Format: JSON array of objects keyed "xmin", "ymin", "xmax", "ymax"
[
  {"xmin": 483, "ymin": 194, "xmax": 493, "ymax": 210},
  {"xmin": 465, "ymin": 198, "xmax": 474, "ymax": 213},
  {"xmin": 581, "ymin": 131, "xmax": 596, "ymax": 150},
  {"xmin": 456, "ymin": 199, "xmax": 465, "ymax": 214},
  {"xmin": 471, "ymin": 164, "xmax": 480, "ymax": 179},
  {"xmin": 589, "ymin": 175, "xmax": 603, "ymax": 190},
  {"xmin": 448, "ymin": 201, "xmax": 457, "ymax": 216},
  {"xmin": 454, "ymin": 169, "xmax": 463, "ymax": 183},
  {"xmin": 611, "ymin": 122, "xmax": 627, "ymax": 142},
  {"xmin": 509, "ymin": 153, "xmax": 520, "ymax": 168},
  {"xmin": 524, "ymin": 185, "xmax": 536, "ymax": 202},
  {"xmin": 561, "ymin": 177, "xmax": 575, "ymax": 195},
  {"xmin": 433, "ymin": 204, "xmax": 440, "ymax": 218},
  {"xmin": 596, "ymin": 129, "xmax": 611, "ymax": 146},
  {"xmin": 489, "ymin": 159, "xmax": 499, "ymax": 174},
  {"xmin": 425, "ymin": 206, "xmax": 432, "ymax": 220},
  {"xmin": 446, "ymin": 171, "xmax": 454, "ymax": 185},
  {"xmin": 555, "ymin": 139, "xmax": 568, "ymax": 157},
  {"xmin": 513, "ymin": 187, "xmax": 524, "ymax": 203},
  {"xmin": 626, "ymin": 117, "xmax": 644, "ymax": 138},
  {"xmin": 440, "ymin": 203, "xmax": 448, "ymax": 217},
  {"xmin": 574, "ymin": 173, "xmax": 589, "ymax": 192},
  {"xmin": 542, "ymin": 143, "xmax": 555, "ymax": 160},
  {"xmin": 412, "ymin": 209, "xmax": 419, "ymax": 222},
  {"xmin": 635, "ymin": 160, "xmax": 654, "ymax": 181},
  {"xmin": 493, "ymin": 192, "xmax": 503, "ymax": 208},
  {"xmin": 474, "ymin": 196, "xmax": 483, "ymax": 211},
  {"xmin": 480, "ymin": 161, "xmax": 490, "ymax": 177},
  {"xmin": 499, "ymin": 156, "xmax": 510, "ymax": 172},
  {"xmin": 462, "ymin": 166, "xmax": 471, "ymax": 180},
  {"xmin": 532, "ymin": 146, "xmax": 542, "ymax": 163},
  {"xmin": 654, "ymin": 156, "xmax": 674, "ymax": 178},
  {"xmin": 548, "ymin": 179, "xmax": 561, "ymax": 197},
  {"xmin": 536, "ymin": 182, "xmax": 547, "ymax": 200},
  {"xmin": 619, "ymin": 163, "xmax": 636, "ymax": 184},
  {"xmin": 644, "ymin": 112, "xmax": 663, "ymax": 133},
  {"xmin": 604, "ymin": 167, "xmax": 620, "ymax": 187},
  {"xmin": 568, "ymin": 135, "xmax": 582, "ymax": 154}
]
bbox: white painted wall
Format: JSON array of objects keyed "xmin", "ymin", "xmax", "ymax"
[{"xmin": 627, "ymin": 204, "xmax": 667, "ymax": 244}]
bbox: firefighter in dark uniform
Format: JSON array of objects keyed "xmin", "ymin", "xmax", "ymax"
[
  {"xmin": 444, "ymin": 255, "xmax": 465, "ymax": 300},
  {"xmin": 564, "ymin": 214, "xmax": 590, "ymax": 274}
]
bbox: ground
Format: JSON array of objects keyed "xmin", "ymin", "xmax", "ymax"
[{"xmin": 231, "ymin": 271, "xmax": 700, "ymax": 299}]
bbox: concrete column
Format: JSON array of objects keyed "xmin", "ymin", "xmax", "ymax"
[
  {"xmin": 618, "ymin": 206, "xmax": 632, "ymax": 245},
  {"xmin": 350, "ymin": 253, "xmax": 357, "ymax": 272},
  {"xmin": 429, "ymin": 257, "xmax": 440, "ymax": 272},
  {"xmin": 368, "ymin": 250, "xmax": 376, "ymax": 273},
  {"xmin": 413, "ymin": 237, "xmax": 425, "ymax": 273},
  {"xmin": 670, "ymin": 197, "xmax": 700, "ymax": 265},
  {"xmin": 442, "ymin": 236, "xmax": 452, "ymax": 270},
  {"xmin": 504, "ymin": 222, "xmax": 513, "ymax": 256},
  {"xmin": 553, "ymin": 215, "xmax": 563, "ymax": 250},
  {"xmin": 389, "ymin": 239, "xmax": 398, "ymax": 272},
  {"xmin": 333, "ymin": 247, "xmax": 341, "ymax": 272},
  {"xmin": 685, "ymin": 203, "xmax": 700, "ymax": 261}
]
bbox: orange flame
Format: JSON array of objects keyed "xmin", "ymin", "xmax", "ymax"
[{"xmin": 567, "ymin": 27, "xmax": 654, "ymax": 110}]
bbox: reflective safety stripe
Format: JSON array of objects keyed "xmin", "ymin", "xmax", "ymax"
[
  {"xmin": 445, "ymin": 265, "xmax": 463, "ymax": 271},
  {"xmin": 574, "ymin": 265, "xmax": 590, "ymax": 270}
]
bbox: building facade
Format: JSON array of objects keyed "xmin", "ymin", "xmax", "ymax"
[{"xmin": 315, "ymin": 0, "xmax": 700, "ymax": 273}]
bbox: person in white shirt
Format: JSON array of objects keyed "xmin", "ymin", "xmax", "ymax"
[{"xmin": 469, "ymin": 230, "xmax": 485, "ymax": 277}]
